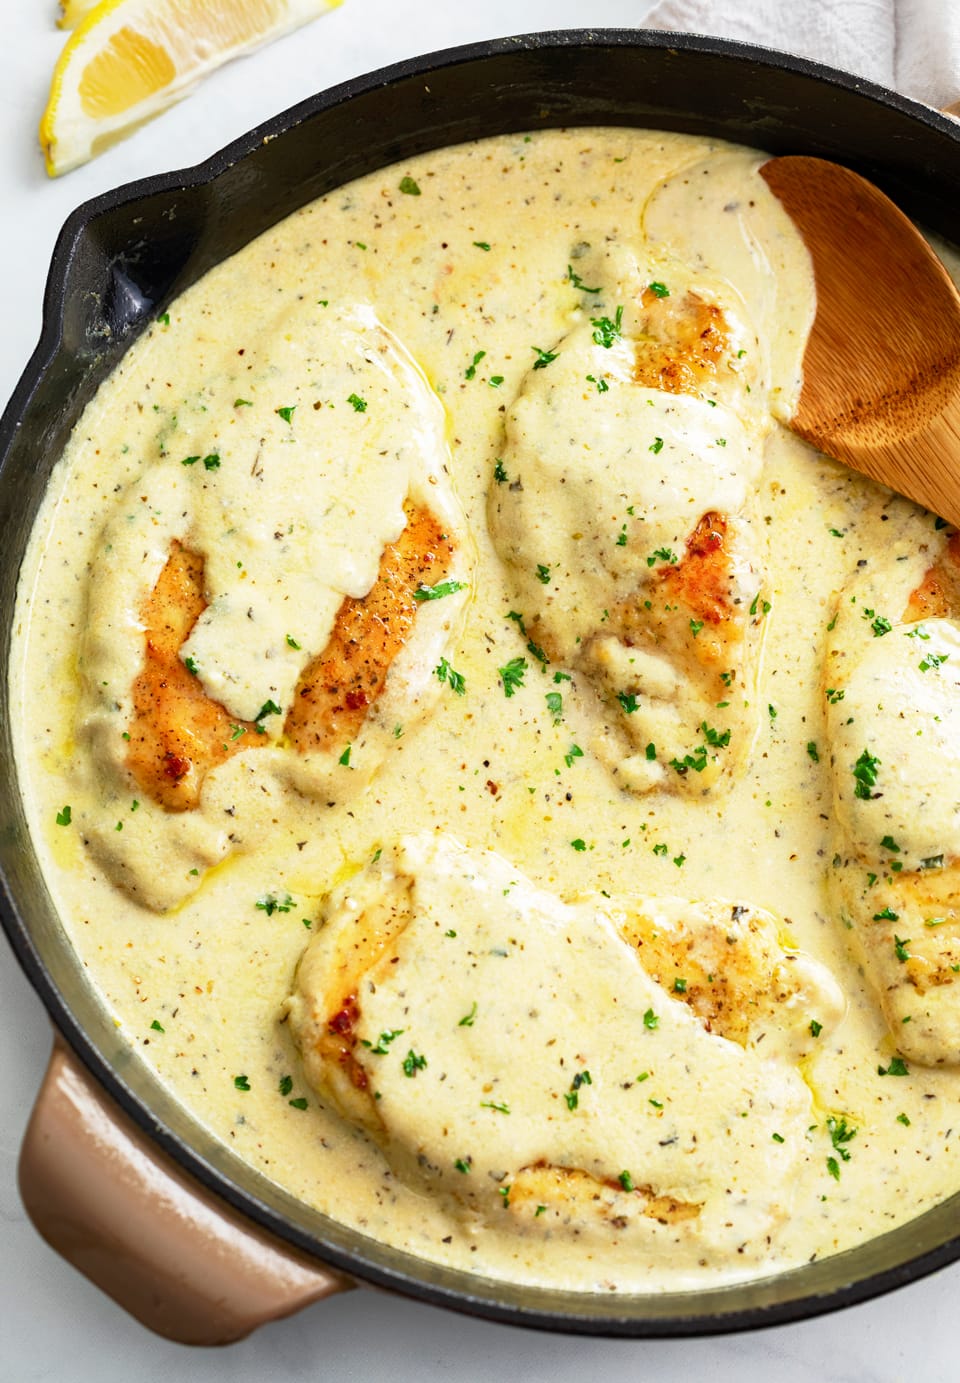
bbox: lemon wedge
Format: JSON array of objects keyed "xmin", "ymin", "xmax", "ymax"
[{"xmin": 41, "ymin": 0, "xmax": 343, "ymax": 175}]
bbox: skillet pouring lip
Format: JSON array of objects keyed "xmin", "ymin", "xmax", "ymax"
[{"xmin": 2, "ymin": 27, "xmax": 960, "ymax": 1337}]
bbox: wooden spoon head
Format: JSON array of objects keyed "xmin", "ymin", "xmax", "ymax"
[{"xmin": 760, "ymin": 157, "xmax": 960, "ymax": 514}]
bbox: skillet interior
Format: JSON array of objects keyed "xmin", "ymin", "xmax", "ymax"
[{"xmin": 2, "ymin": 30, "xmax": 960, "ymax": 1336}]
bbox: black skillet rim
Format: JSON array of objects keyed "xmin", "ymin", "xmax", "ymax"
[{"xmin": 2, "ymin": 26, "xmax": 960, "ymax": 1338}]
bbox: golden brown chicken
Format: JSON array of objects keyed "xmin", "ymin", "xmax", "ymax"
[
  {"xmin": 286, "ymin": 835, "xmax": 843, "ymax": 1254},
  {"xmin": 126, "ymin": 505, "xmax": 455, "ymax": 811},
  {"xmin": 489, "ymin": 252, "xmax": 769, "ymax": 796},
  {"xmin": 826, "ymin": 527, "xmax": 960, "ymax": 1063}
]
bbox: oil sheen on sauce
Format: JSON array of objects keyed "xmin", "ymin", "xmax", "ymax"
[{"xmin": 11, "ymin": 129, "xmax": 960, "ymax": 1295}]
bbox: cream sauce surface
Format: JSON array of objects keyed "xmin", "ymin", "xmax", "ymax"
[{"xmin": 11, "ymin": 128, "xmax": 960, "ymax": 1295}]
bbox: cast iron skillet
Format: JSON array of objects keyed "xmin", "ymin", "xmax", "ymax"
[{"xmin": 2, "ymin": 29, "xmax": 960, "ymax": 1338}]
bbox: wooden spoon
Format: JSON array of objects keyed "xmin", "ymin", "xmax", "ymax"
[{"xmin": 759, "ymin": 155, "xmax": 960, "ymax": 528}]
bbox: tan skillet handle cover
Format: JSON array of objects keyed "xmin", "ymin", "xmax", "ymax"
[{"xmin": 19, "ymin": 1035, "xmax": 350, "ymax": 1345}]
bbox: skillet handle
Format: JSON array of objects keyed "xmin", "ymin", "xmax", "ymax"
[{"xmin": 18, "ymin": 1035, "xmax": 351, "ymax": 1345}]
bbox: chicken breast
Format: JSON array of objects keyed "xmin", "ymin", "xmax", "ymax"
[
  {"xmin": 285, "ymin": 833, "xmax": 844, "ymax": 1264},
  {"xmin": 127, "ymin": 504, "xmax": 455, "ymax": 811},
  {"xmin": 825, "ymin": 524, "xmax": 960, "ymax": 1063},
  {"xmin": 77, "ymin": 303, "xmax": 470, "ymax": 910},
  {"xmin": 488, "ymin": 246, "xmax": 773, "ymax": 796}
]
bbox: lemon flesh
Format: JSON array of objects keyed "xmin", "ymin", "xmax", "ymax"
[{"xmin": 42, "ymin": 0, "xmax": 343, "ymax": 175}]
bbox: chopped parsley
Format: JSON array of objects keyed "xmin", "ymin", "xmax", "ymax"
[
  {"xmin": 545, "ymin": 691, "xmax": 563, "ymax": 721},
  {"xmin": 806, "ymin": 741, "xmax": 820, "ymax": 763},
  {"xmin": 398, "ymin": 175, "xmax": 421, "ymax": 195},
  {"xmin": 590, "ymin": 305, "xmax": 624, "ymax": 348},
  {"xmin": 919, "ymin": 651, "xmax": 949, "ymax": 672},
  {"xmin": 181, "ymin": 454, "xmax": 200, "ymax": 466},
  {"xmin": 827, "ymin": 1114, "xmax": 857, "ymax": 1163},
  {"xmin": 897, "ymin": 1113, "xmax": 911, "ymax": 1127},
  {"xmin": 564, "ymin": 744, "xmax": 584, "ymax": 767},
  {"xmin": 618, "ymin": 1170, "xmax": 635, "ymax": 1192},
  {"xmin": 254, "ymin": 698, "xmax": 282, "ymax": 723},
  {"xmin": 465, "ymin": 350, "xmax": 486, "ymax": 380},
  {"xmin": 489, "ymin": 375, "xmax": 504, "ymax": 388},
  {"xmin": 233, "ymin": 1075, "xmax": 251, "ymax": 1092},
  {"xmin": 690, "ymin": 619, "xmax": 704, "ymax": 638},
  {"xmin": 617, "ymin": 690, "xmax": 640, "ymax": 714},
  {"xmin": 862, "ymin": 607, "xmax": 892, "ymax": 637},
  {"xmin": 458, "ymin": 1002, "xmax": 478, "ymax": 1028},
  {"xmin": 275, "ymin": 406, "xmax": 296, "ymax": 424},
  {"xmin": 362, "ymin": 1029, "xmax": 404, "ymax": 1055},
  {"xmin": 413, "ymin": 579, "xmax": 467, "ymax": 602},
  {"xmin": 157, "ymin": 312, "xmax": 170, "ymax": 326},
  {"xmin": 586, "ymin": 374, "xmax": 609, "ymax": 393},
  {"xmin": 893, "ymin": 935, "xmax": 911, "ymax": 962},
  {"xmin": 279, "ymin": 1075, "xmax": 293, "ymax": 1096},
  {"xmin": 701, "ymin": 721, "xmax": 730, "ymax": 748},
  {"xmin": 499, "ymin": 656, "xmax": 527, "ymax": 698},
  {"xmin": 536, "ymin": 563, "xmax": 552, "ymax": 584},
  {"xmin": 852, "ymin": 748, "xmax": 881, "ymax": 800},
  {"xmin": 564, "ymin": 1070, "xmax": 592, "ymax": 1110},
  {"xmin": 669, "ymin": 745, "xmax": 709, "ymax": 776},
  {"xmin": 473, "ymin": 241, "xmax": 491, "ymax": 251},
  {"xmin": 673, "ymin": 978, "xmax": 687, "ymax": 994},
  {"xmin": 878, "ymin": 1056, "xmax": 909, "ymax": 1077},
  {"xmin": 454, "ymin": 1157, "xmax": 472, "ymax": 1173},
  {"xmin": 647, "ymin": 280, "xmax": 670, "ymax": 298},
  {"xmin": 645, "ymin": 742, "xmax": 656, "ymax": 761},
  {"xmin": 648, "ymin": 436, "xmax": 664, "ymax": 454},
  {"xmin": 643, "ymin": 1007, "xmax": 659, "ymax": 1030},
  {"xmin": 493, "ymin": 458, "xmax": 508, "ymax": 484},
  {"xmin": 55, "ymin": 805, "xmax": 72, "ymax": 827},
  {"xmin": 346, "ymin": 393, "xmax": 367, "ymax": 413},
  {"xmin": 532, "ymin": 346, "xmax": 559, "ymax": 370},
  {"xmin": 571, "ymin": 838, "xmax": 588, "ymax": 852},
  {"xmin": 150, "ymin": 1020, "xmax": 164, "ymax": 1033},
  {"xmin": 646, "ymin": 546, "xmax": 677, "ymax": 567},
  {"xmin": 288, "ymin": 1097, "xmax": 308, "ymax": 1111},
  {"xmin": 809, "ymin": 1019, "xmax": 823, "ymax": 1038},
  {"xmin": 402, "ymin": 1049, "xmax": 427, "ymax": 1077},
  {"xmin": 285, "ymin": 634, "xmax": 301, "ymax": 650},
  {"xmin": 826, "ymin": 688, "xmax": 845, "ymax": 705},
  {"xmin": 652, "ymin": 842, "xmax": 668, "ymax": 856},
  {"xmin": 201, "ymin": 453, "xmax": 220, "ymax": 470},
  {"xmin": 480, "ymin": 1100, "xmax": 510, "ymax": 1114},
  {"xmin": 567, "ymin": 264, "xmax": 601, "ymax": 294},
  {"xmin": 435, "ymin": 657, "xmax": 466, "ymax": 695},
  {"xmin": 184, "ymin": 655, "xmax": 200, "ymax": 676},
  {"xmin": 256, "ymin": 892, "xmax": 294, "ymax": 916},
  {"xmin": 339, "ymin": 744, "xmax": 352, "ymax": 767}
]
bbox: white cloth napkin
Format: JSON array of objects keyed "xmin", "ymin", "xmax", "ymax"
[{"xmin": 642, "ymin": 0, "xmax": 960, "ymax": 112}]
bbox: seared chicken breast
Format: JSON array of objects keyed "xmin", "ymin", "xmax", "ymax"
[
  {"xmin": 488, "ymin": 247, "xmax": 773, "ymax": 796},
  {"xmin": 285, "ymin": 834, "xmax": 843, "ymax": 1262},
  {"xmin": 826, "ymin": 525, "xmax": 960, "ymax": 1063},
  {"xmin": 77, "ymin": 304, "xmax": 470, "ymax": 909}
]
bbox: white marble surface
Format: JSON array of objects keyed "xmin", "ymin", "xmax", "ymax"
[{"xmin": 0, "ymin": 3, "xmax": 955, "ymax": 1379}]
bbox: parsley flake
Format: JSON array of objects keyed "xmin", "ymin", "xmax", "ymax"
[
  {"xmin": 499, "ymin": 657, "xmax": 527, "ymax": 698},
  {"xmin": 590, "ymin": 305, "xmax": 624, "ymax": 348},
  {"xmin": 435, "ymin": 657, "xmax": 466, "ymax": 695}
]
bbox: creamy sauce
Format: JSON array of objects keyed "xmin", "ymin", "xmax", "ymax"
[{"xmin": 11, "ymin": 129, "xmax": 960, "ymax": 1294}]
